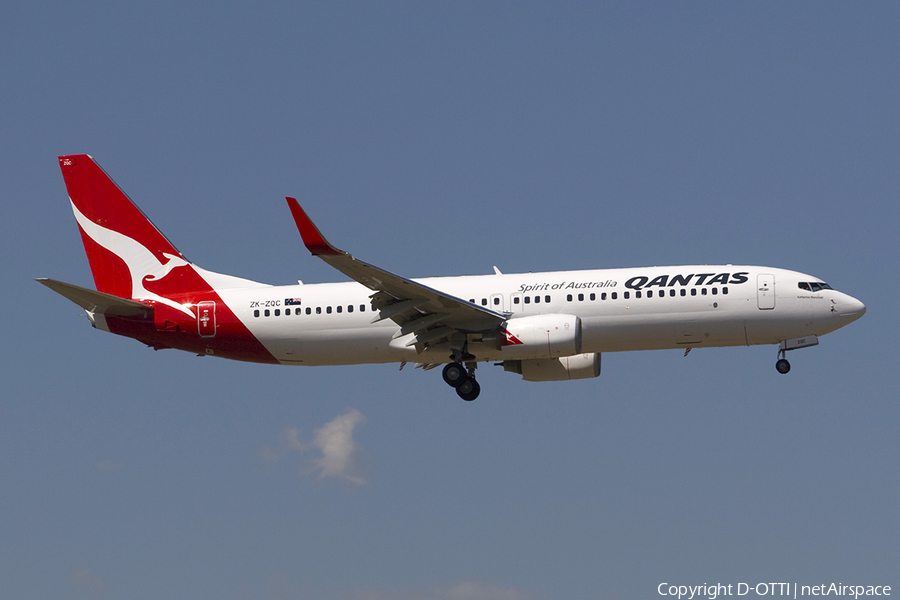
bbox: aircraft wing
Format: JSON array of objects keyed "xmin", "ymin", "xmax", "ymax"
[
  {"xmin": 286, "ymin": 199, "xmax": 505, "ymax": 350},
  {"xmin": 37, "ymin": 278, "xmax": 150, "ymax": 317}
]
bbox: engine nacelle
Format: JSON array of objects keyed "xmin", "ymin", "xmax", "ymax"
[
  {"xmin": 482, "ymin": 314, "xmax": 582, "ymax": 360},
  {"xmin": 502, "ymin": 353, "xmax": 601, "ymax": 382}
]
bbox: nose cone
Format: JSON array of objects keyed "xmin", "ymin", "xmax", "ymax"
[{"xmin": 838, "ymin": 295, "xmax": 866, "ymax": 327}]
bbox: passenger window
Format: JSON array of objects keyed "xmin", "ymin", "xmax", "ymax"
[
  {"xmin": 669, "ymin": 289, "xmax": 675, "ymax": 297},
  {"xmin": 513, "ymin": 297, "xmax": 520, "ymax": 304},
  {"xmin": 481, "ymin": 298, "xmax": 487, "ymax": 306},
  {"xmin": 636, "ymin": 291, "xmax": 642, "ymax": 298},
  {"xmin": 578, "ymin": 293, "xmax": 584, "ymax": 301},
  {"xmin": 264, "ymin": 309, "xmax": 270, "ymax": 317},
  {"xmin": 316, "ymin": 307, "xmax": 322, "ymax": 314},
  {"xmin": 360, "ymin": 305, "xmax": 365, "ymax": 312},
  {"xmin": 599, "ymin": 293, "xmax": 604, "ymax": 300},
  {"xmin": 306, "ymin": 307, "xmax": 311, "ymax": 315},
  {"xmin": 493, "ymin": 297, "xmax": 500, "ymax": 305},
  {"xmin": 722, "ymin": 287, "xmax": 728, "ymax": 295},
  {"xmin": 701, "ymin": 288, "xmax": 707, "ymax": 296},
  {"xmin": 296, "ymin": 308, "xmax": 302, "ymax": 315},
  {"xmin": 711, "ymin": 288, "xmax": 717, "ymax": 295},
  {"xmin": 691, "ymin": 289, "xmax": 697, "ymax": 296},
  {"xmin": 624, "ymin": 292, "xmax": 630, "ymax": 299},
  {"xmin": 798, "ymin": 282, "xmax": 811, "ymax": 291},
  {"xmin": 274, "ymin": 309, "xmax": 280, "ymax": 316},
  {"xmin": 611, "ymin": 292, "xmax": 618, "ymax": 300},
  {"xmin": 647, "ymin": 290, "xmax": 652, "ymax": 298},
  {"xmin": 534, "ymin": 296, "xmax": 540, "ymax": 304},
  {"xmin": 336, "ymin": 306, "xmax": 342, "ymax": 313},
  {"xmin": 524, "ymin": 297, "xmax": 531, "ymax": 304},
  {"xmin": 544, "ymin": 295, "xmax": 550, "ymax": 303},
  {"xmin": 567, "ymin": 294, "xmax": 573, "ymax": 302},
  {"xmin": 326, "ymin": 306, "xmax": 332, "ymax": 314},
  {"xmin": 680, "ymin": 289, "xmax": 686, "ymax": 297},
  {"xmin": 469, "ymin": 299, "xmax": 475, "ymax": 303},
  {"xmin": 590, "ymin": 293, "xmax": 596, "ymax": 301},
  {"xmin": 254, "ymin": 309, "xmax": 260, "ymax": 317}
]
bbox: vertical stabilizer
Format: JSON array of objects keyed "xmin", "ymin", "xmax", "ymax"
[{"xmin": 59, "ymin": 155, "xmax": 190, "ymax": 300}]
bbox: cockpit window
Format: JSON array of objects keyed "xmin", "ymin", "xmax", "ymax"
[{"xmin": 799, "ymin": 281, "xmax": 833, "ymax": 292}]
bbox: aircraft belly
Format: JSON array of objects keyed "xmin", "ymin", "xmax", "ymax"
[
  {"xmin": 275, "ymin": 328, "xmax": 408, "ymax": 366},
  {"xmin": 582, "ymin": 311, "xmax": 748, "ymax": 353}
]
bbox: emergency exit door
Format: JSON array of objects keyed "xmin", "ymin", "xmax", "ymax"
[{"xmin": 197, "ymin": 301, "xmax": 216, "ymax": 337}]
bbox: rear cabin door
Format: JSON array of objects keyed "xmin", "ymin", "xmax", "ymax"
[{"xmin": 757, "ymin": 274, "xmax": 775, "ymax": 310}]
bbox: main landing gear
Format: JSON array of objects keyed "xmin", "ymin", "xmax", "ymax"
[{"xmin": 442, "ymin": 361, "xmax": 480, "ymax": 401}]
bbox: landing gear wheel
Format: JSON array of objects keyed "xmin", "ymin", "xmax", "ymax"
[
  {"xmin": 456, "ymin": 377, "xmax": 481, "ymax": 401},
  {"xmin": 442, "ymin": 362, "xmax": 467, "ymax": 388},
  {"xmin": 775, "ymin": 358, "xmax": 791, "ymax": 374}
]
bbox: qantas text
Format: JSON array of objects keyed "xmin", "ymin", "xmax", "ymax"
[{"xmin": 625, "ymin": 272, "xmax": 749, "ymax": 290}]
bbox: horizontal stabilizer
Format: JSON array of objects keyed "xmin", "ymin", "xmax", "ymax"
[{"xmin": 37, "ymin": 278, "xmax": 149, "ymax": 317}]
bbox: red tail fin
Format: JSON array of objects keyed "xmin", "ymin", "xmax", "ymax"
[{"xmin": 58, "ymin": 155, "xmax": 193, "ymax": 302}]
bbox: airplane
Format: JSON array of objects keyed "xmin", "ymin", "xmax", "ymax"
[{"xmin": 39, "ymin": 154, "xmax": 866, "ymax": 401}]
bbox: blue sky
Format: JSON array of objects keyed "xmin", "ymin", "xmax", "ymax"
[{"xmin": 2, "ymin": 2, "xmax": 898, "ymax": 599}]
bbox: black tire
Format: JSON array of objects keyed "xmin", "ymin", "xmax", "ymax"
[
  {"xmin": 775, "ymin": 358, "xmax": 791, "ymax": 374},
  {"xmin": 456, "ymin": 377, "xmax": 480, "ymax": 401},
  {"xmin": 442, "ymin": 362, "xmax": 467, "ymax": 388}
]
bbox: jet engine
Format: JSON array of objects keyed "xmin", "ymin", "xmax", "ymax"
[{"xmin": 481, "ymin": 314, "xmax": 582, "ymax": 360}]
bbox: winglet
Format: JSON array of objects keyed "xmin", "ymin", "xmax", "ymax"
[{"xmin": 285, "ymin": 198, "xmax": 344, "ymax": 256}]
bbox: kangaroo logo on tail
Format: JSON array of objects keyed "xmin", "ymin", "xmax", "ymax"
[{"xmin": 71, "ymin": 200, "xmax": 195, "ymax": 318}]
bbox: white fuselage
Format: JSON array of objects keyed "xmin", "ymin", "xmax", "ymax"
[{"xmin": 218, "ymin": 265, "xmax": 864, "ymax": 366}]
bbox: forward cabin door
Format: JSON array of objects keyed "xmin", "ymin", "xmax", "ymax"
[
  {"xmin": 197, "ymin": 301, "xmax": 217, "ymax": 337},
  {"xmin": 757, "ymin": 274, "xmax": 775, "ymax": 310}
]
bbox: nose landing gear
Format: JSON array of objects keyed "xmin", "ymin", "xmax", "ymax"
[
  {"xmin": 774, "ymin": 335, "xmax": 818, "ymax": 374},
  {"xmin": 775, "ymin": 356, "xmax": 791, "ymax": 374}
]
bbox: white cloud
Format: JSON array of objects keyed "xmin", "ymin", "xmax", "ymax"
[
  {"xmin": 259, "ymin": 409, "xmax": 369, "ymax": 485},
  {"xmin": 66, "ymin": 567, "xmax": 109, "ymax": 599},
  {"xmin": 310, "ymin": 408, "xmax": 368, "ymax": 485}
]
